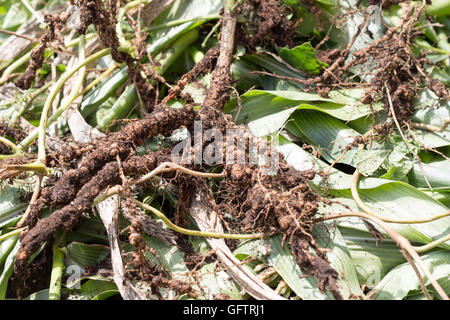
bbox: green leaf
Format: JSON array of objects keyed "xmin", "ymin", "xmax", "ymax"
[
  {"xmin": 0, "ymin": 240, "xmax": 20, "ymax": 299},
  {"xmin": 66, "ymin": 242, "xmax": 110, "ymax": 268},
  {"xmin": 313, "ymin": 222, "xmax": 365, "ymax": 298},
  {"xmin": 372, "ymin": 250, "xmax": 450, "ymax": 300},
  {"xmin": 65, "ymin": 279, "xmax": 119, "ymax": 300},
  {"xmin": 286, "ymin": 109, "xmax": 359, "ymax": 164},
  {"xmin": 80, "ymin": 67, "xmax": 129, "ymax": 118},
  {"xmin": 265, "ymin": 235, "xmax": 333, "ymax": 300},
  {"xmin": 196, "ymin": 263, "xmax": 244, "ymax": 300},
  {"xmin": 143, "ymin": 234, "xmax": 190, "ymax": 280},
  {"xmin": 339, "ymin": 227, "xmax": 405, "ymax": 286},
  {"xmin": 279, "ymin": 42, "xmax": 328, "ymax": 74},
  {"xmin": 327, "ymin": 181, "xmax": 450, "ymax": 250},
  {"xmin": 1, "ymin": 2, "xmax": 30, "ymax": 30},
  {"xmin": 354, "ymin": 149, "xmax": 389, "ymax": 176},
  {"xmin": 25, "ymin": 289, "xmax": 50, "ymax": 300},
  {"xmin": 409, "ymin": 159, "xmax": 450, "ymax": 189},
  {"xmin": 427, "ymin": 0, "xmax": 450, "ymax": 17},
  {"xmin": 0, "ymin": 234, "xmax": 18, "ymax": 267},
  {"xmin": 148, "ymin": 0, "xmax": 222, "ymax": 54},
  {"xmin": 0, "ymin": 186, "xmax": 26, "ymax": 229}
]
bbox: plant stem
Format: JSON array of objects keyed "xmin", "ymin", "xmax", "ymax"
[
  {"xmin": 48, "ymin": 247, "xmax": 65, "ymax": 300},
  {"xmin": 80, "ymin": 63, "xmax": 119, "ymax": 96},
  {"xmin": 351, "ymin": 145, "xmax": 449, "ymax": 224},
  {"xmin": 133, "ymin": 162, "xmax": 224, "ymax": 185},
  {"xmin": 0, "ymin": 51, "xmax": 31, "ymax": 85},
  {"xmin": 17, "ymin": 48, "xmax": 111, "ymax": 152},
  {"xmin": 36, "ymin": 36, "xmax": 87, "ymax": 163},
  {"xmin": 20, "ymin": 0, "xmax": 44, "ymax": 24},
  {"xmin": 147, "ymin": 14, "xmax": 221, "ymax": 31},
  {"xmin": 414, "ymin": 234, "xmax": 450, "ymax": 253},
  {"xmin": 134, "ymin": 198, "xmax": 264, "ymax": 240},
  {"xmin": 116, "ymin": 0, "xmax": 151, "ymax": 53},
  {"xmin": 0, "ymin": 228, "xmax": 24, "ymax": 243},
  {"xmin": 0, "ymin": 137, "xmax": 22, "ymax": 154},
  {"xmin": 0, "ymin": 33, "xmax": 96, "ymax": 85}
]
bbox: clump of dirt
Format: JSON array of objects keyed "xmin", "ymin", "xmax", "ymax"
[{"xmin": 236, "ymin": 0, "xmax": 295, "ymax": 49}]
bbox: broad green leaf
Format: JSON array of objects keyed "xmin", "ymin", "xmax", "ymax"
[
  {"xmin": 354, "ymin": 149, "xmax": 389, "ymax": 176},
  {"xmin": 242, "ymin": 53, "xmax": 306, "ymax": 82},
  {"xmin": 66, "ymin": 242, "xmax": 110, "ymax": 268},
  {"xmin": 339, "ymin": 227, "xmax": 405, "ymax": 286},
  {"xmin": 372, "ymin": 250, "xmax": 450, "ymax": 300},
  {"xmin": 25, "ymin": 289, "xmax": 50, "ymax": 300},
  {"xmin": 279, "ymin": 42, "xmax": 328, "ymax": 74},
  {"xmin": 313, "ymin": 222, "xmax": 365, "ymax": 298},
  {"xmin": 225, "ymin": 88, "xmax": 383, "ymax": 123},
  {"xmin": 0, "ymin": 234, "xmax": 18, "ymax": 267},
  {"xmin": 1, "ymin": 2, "xmax": 29, "ymax": 30},
  {"xmin": 196, "ymin": 263, "xmax": 244, "ymax": 300},
  {"xmin": 65, "ymin": 279, "xmax": 119, "ymax": 300},
  {"xmin": 0, "ymin": 184, "xmax": 27, "ymax": 228},
  {"xmin": 409, "ymin": 159, "xmax": 450, "ymax": 189},
  {"xmin": 326, "ymin": 181, "xmax": 450, "ymax": 250},
  {"xmin": 0, "ymin": 240, "xmax": 20, "ymax": 299},
  {"xmin": 143, "ymin": 234, "xmax": 190, "ymax": 280},
  {"xmin": 265, "ymin": 235, "xmax": 333, "ymax": 300},
  {"xmin": 65, "ymin": 216, "xmax": 109, "ymax": 244},
  {"xmin": 427, "ymin": 0, "xmax": 450, "ymax": 17},
  {"xmin": 80, "ymin": 67, "xmax": 129, "ymax": 118},
  {"xmin": 275, "ymin": 135, "xmax": 450, "ymax": 249},
  {"xmin": 287, "ymin": 109, "xmax": 359, "ymax": 164},
  {"xmin": 275, "ymin": 135, "xmax": 316, "ymax": 171},
  {"xmin": 147, "ymin": 0, "xmax": 221, "ymax": 54},
  {"xmin": 410, "ymin": 90, "xmax": 450, "ymax": 148}
]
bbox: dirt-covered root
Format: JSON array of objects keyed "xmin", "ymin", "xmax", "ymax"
[
  {"xmin": 75, "ymin": 0, "xmax": 156, "ymax": 111},
  {"xmin": 22, "ymin": 104, "xmax": 195, "ymax": 229},
  {"xmin": 14, "ymin": 151, "xmax": 174, "ymax": 273},
  {"xmin": 162, "ymin": 45, "xmax": 220, "ymax": 104},
  {"xmin": 354, "ymin": 5, "xmax": 449, "ymax": 128},
  {"xmin": 236, "ymin": 0, "xmax": 295, "ymax": 49},
  {"xmin": 217, "ymin": 159, "xmax": 342, "ymax": 298},
  {"xmin": 290, "ymin": 236, "xmax": 341, "ymax": 299},
  {"xmin": 15, "ymin": 13, "xmax": 69, "ymax": 90},
  {"xmin": 14, "ymin": 0, "xmax": 156, "ymax": 110}
]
